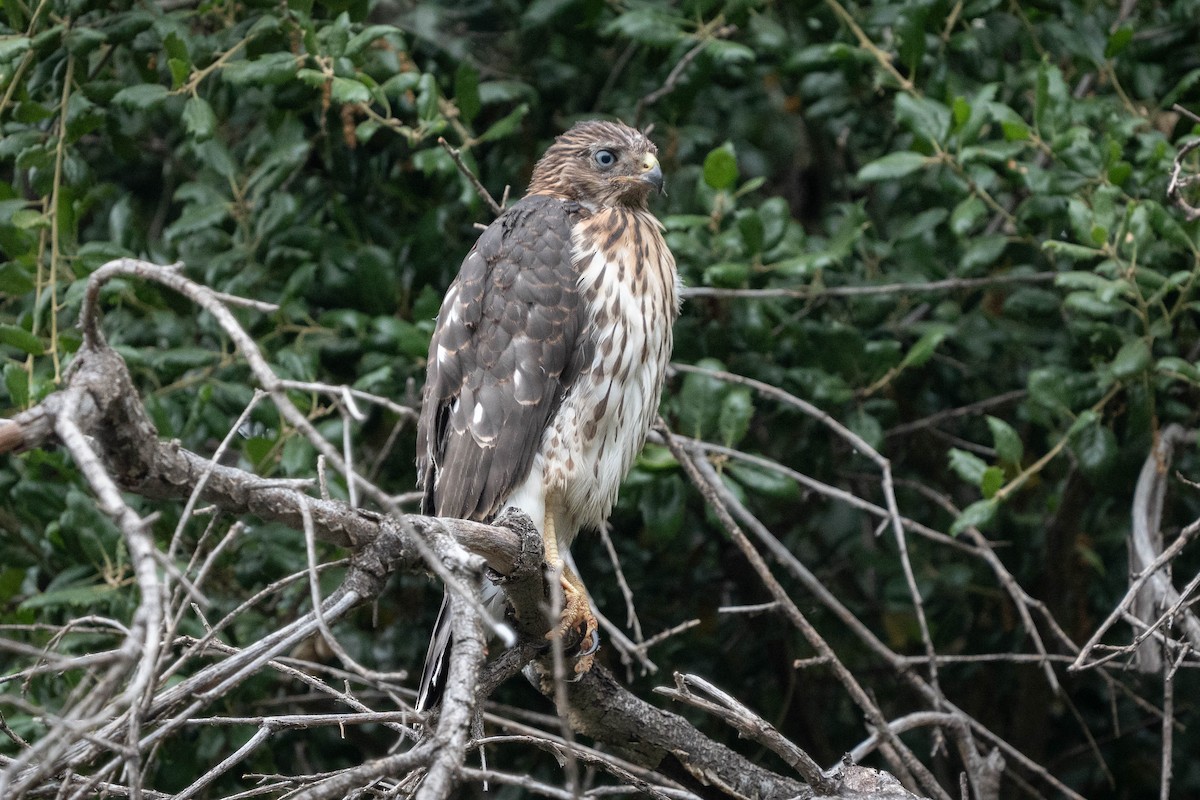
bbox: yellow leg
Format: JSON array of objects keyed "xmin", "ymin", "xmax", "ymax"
[
  {"xmin": 542, "ymin": 492, "xmax": 599, "ymax": 674},
  {"xmin": 543, "ymin": 494, "xmax": 561, "ymax": 568}
]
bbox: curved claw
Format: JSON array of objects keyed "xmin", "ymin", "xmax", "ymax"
[
  {"xmin": 547, "ymin": 569, "xmax": 600, "ymax": 675},
  {"xmin": 576, "ymin": 628, "xmax": 601, "ymax": 657}
]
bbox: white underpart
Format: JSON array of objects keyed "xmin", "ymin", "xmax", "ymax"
[{"xmin": 503, "ymin": 208, "xmax": 678, "ymax": 554}]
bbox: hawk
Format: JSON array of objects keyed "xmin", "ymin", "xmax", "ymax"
[{"xmin": 415, "ymin": 120, "xmax": 680, "ymax": 710}]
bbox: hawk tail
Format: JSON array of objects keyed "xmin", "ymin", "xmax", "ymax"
[{"xmin": 416, "ymin": 590, "xmax": 452, "ymax": 712}]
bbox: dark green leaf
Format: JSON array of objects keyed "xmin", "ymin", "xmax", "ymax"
[
  {"xmin": 1109, "ymin": 338, "xmax": 1151, "ymax": 380},
  {"xmin": 737, "ymin": 210, "xmax": 764, "ymax": 253},
  {"xmin": 1157, "ymin": 356, "xmax": 1200, "ymax": 383},
  {"xmin": 345, "ymin": 24, "xmax": 404, "ymax": 57},
  {"xmin": 1071, "ymin": 419, "xmax": 1117, "ymax": 477},
  {"xmin": 960, "ymin": 235, "xmax": 1007, "ymax": 274},
  {"xmin": 0, "ymin": 262, "xmax": 35, "ymax": 294},
  {"xmin": 1055, "ymin": 271, "xmax": 1129, "ymax": 301},
  {"xmin": 0, "ymin": 324, "xmax": 44, "ymax": 355},
  {"xmin": 1043, "ymin": 240, "xmax": 1104, "ymax": 261},
  {"xmin": 455, "ymin": 63, "xmax": 481, "ymax": 124},
  {"xmin": 1104, "ymin": 27, "xmax": 1132, "ymax": 59},
  {"xmin": 330, "ymin": 76, "xmax": 370, "ymax": 104},
  {"xmin": 1149, "ymin": 202, "xmax": 1196, "ymax": 252},
  {"xmin": 19, "ymin": 583, "xmax": 117, "ymax": 611},
  {"xmin": 281, "ymin": 435, "xmax": 315, "ymax": 476},
  {"xmin": 1063, "ymin": 290, "xmax": 1124, "ymax": 318},
  {"xmin": 986, "ymin": 416, "xmax": 1023, "ymax": 466},
  {"xmin": 899, "ymin": 324, "xmax": 953, "ymax": 369},
  {"xmin": 950, "ymin": 195, "xmax": 986, "ymax": 235},
  {"xmin": 222, "ymin": 52, "xmax": 297, "ymax": 86},
  {"xmin": 182, "ymin": 95, "xmax": 216, "ymax": 140},
  {"xmin": 1064, "ymin": 409, "xmax": 1100, "ymax": 439},
  {"xmin": 849, "ymin": 409, "xmax": 883, "ymax": 451},
  {"xmin": 603, "ymin": 8, "xmax": 686, "ymax": 47},
  {"xmin": 4, "ymin": 362, "xmax": 29, "ymax": 406},
  {"xmin": 522, "ymin": 0, "xmax": 577, "ymax": 26},
  {"xmin": 980, "ymin": 466, "xmax": 1005, "ymax": 499},
  {"xmin": 948, "ymin": 447, "xmax": 988, "ymax": 486},
  {"xmin": 165, "ymin": 201, "xmax": 229, "ymax": 239},
  {"xmin": 718, "ymin": 388, "xmax": 753, "ymax": 447},
  {"xmin": 477, "ymin": 103, "xmax": 529, "ymax": 142},
  {"xmin": 703, "ymin": 261, "xmax": 749, "ymax": 287},
  {"xmin": 0, "ymin": 36, "xmax": 31, "ymax": 64},
  {"xmin": 703, "ymin": 145, "xmax": 738, "ymax": 190},
  {"xmin": 950, "ymin": 498, "xmax": 997, "ymax": 536},
  {"xmin": 894, "ymin": 93, "xmax": 950, "ymax": 143},
  {"xmin": 706, "ymin": 41, "xmax": 755, "ymax": 65},
  {"xmin": 168, "ymin": 58, "xmax": 190, "ymax": 90},
  {"xmin": 726, "ymin": 462, "xmax": 799, "ymax": 500},
  {"xmin": 112, "ymin": 83, "xmax": 171, "ymax": 109},
  {"xmin": 416, "ymin": 73, "xmax": 439, "ymax": 119},
  {"xmin": 638, "ymin": 474, "xmax": 685, "ymax": 542},
  {"xmin": 636, "ymin": 443, "xmax": 678, "ymax": 471},
  {"xmin": 163, "ymin": 31, "xmax": 189, "ymax": 63},
  {"xmin": 856, "ymin": 151, "xmax": 929, "ymax": 182},
  {"xmin": 678, "ymin": 358, "xmax": 727, "ymax": 439},
  {"xmin": 65, "ymin": 28, "xmax": 106, "ymax": 57}
]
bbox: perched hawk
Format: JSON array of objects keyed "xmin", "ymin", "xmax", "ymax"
[{"xmin": 415, "ymin": 120, "xmax": 679, "ymax": 710}]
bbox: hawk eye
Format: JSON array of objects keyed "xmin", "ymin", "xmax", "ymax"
[{"xmin": 594, "ymin": 149, "xmax": 617, "ymax": 168}]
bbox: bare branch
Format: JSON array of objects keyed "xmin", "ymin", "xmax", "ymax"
[
  {"xmin": 656, "ymin": 672, "xmax": 838, "ymax": 794},
  {"xmin": 659, "ymin": 421, "xmax": 952, "ymax": 800},
  {"xmin": 1072, "ymin": 424, "xmax": 1200, "ymax": 672},
  {"xmin": 1167, "ymin": 107, "xmax": 1200, "ymax": 221},
  {"xmin": 680, "ymin": 272, "xmax": 1057, "ymax": 302},
  {"xmin": 438, "ymin": 136, "xmax": 504, "ymax": 217},
  {"xmin": 634, "ymin": 24, "xmax": 738, "ymax": 127}
]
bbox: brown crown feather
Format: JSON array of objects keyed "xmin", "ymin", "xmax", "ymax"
[{"xmin": 526, "ymin": 120, "xmax": 659, "ymax": 209}]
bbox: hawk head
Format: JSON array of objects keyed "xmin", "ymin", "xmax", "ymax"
[{"xmin": 527, "ymin": 120, "xmax": 664, "ymax": 210}]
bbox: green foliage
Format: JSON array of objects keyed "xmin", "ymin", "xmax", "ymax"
[{"xmin": 4, "ymin": 0, "xmax": 1200, "ymax": 797}]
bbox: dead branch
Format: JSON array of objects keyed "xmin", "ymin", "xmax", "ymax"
[
  {"xmin": 655, "ymin": 425, "xmax": 1088, "ymax": 800},
  {"xmin": 1167, "ymin": 105, "xmax": 1200, "ymax": 221},
  {"xmin": 669, "ymin": 363, "xmax": 943, "ymax": 702},
  {"xmin": 659, "ymin": 422, "xmax": 951, "ymax": 800},
  {"xmin": 679, "ymin": 272, "xmax": 1057, "ymax": 301},
  {"xmin": 634, "ymin": 23, "xmax": 738, "ymax": 128},
  {"xmin": 438, "ymin": 136, "xmax": 504, "ymax": 217},
  {"xmin": 0, "ymin": 258, "xmax": 929, "ymax": 800},
  {"xmin": 656, "ymin": 672, "xmax": 839, "ymax": 794},
  {"xmin": 1071, "ymin": 424, "xmax": 1200, "ymax": 672}
]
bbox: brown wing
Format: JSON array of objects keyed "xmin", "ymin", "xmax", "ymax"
[{"xmin": 416, "ymin": 194, "xmax": 591, "ymax": 521}]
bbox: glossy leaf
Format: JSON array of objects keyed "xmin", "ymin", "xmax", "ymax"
[
  {"xmin": 703, "ymin": 145, "xmax": 738, "ymax": 190},
  {"xmin": 857, "ymin": 151, "xmax": 929, "ymax": 182},
  {"xmin": 951, "ymin": 498, "xmax": 998, "ymax": 536},
  {"xmin": 986, "ymin": 416, "xmax": 1023, "ymax": 466}
]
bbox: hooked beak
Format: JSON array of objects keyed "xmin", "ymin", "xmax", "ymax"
[{"xmin": 640, "ymin": 153, "xmax": 665, "ymax": 194}]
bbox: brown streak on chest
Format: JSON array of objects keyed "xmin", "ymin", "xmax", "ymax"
[{"xmin": 602, "ymin": 210, "xmax": 629, "ymax": 253}]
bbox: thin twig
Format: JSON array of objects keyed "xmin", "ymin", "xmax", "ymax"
[
  {"xmin": 670, "ymin": 363, "xmax": 944, "ymax": 703},
  {"xmin": 660, "ymin": 420, "xmax": 953, "ymax": 800},
  {"xmin": 681, "ymin": 271, "xmax": 1057, "ymax": 301},
  {"xmin": 634, "ymin": 23, "xmax": 738, "ymax": 127},
  {"xmin": 656, "ymin": 672, "xmax": 838, "ymax": 794},
  {"xmin": 438, "ymin": 137, "xmax": 503, "ymax": 217}
]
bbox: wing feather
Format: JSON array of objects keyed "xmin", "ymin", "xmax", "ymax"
[{"xmin": 416, "ymin": 195, "xmax": 589, "ymax": 521}]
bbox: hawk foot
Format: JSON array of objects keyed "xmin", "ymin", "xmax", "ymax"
[{"xmin": 547, "ymin": 571, "xmax": 600, "ymax": 676}]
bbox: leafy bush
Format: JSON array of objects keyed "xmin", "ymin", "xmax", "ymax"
[{"xmin": 4, "ymin": 0, "xmax": 1200, "ymax": 797}]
